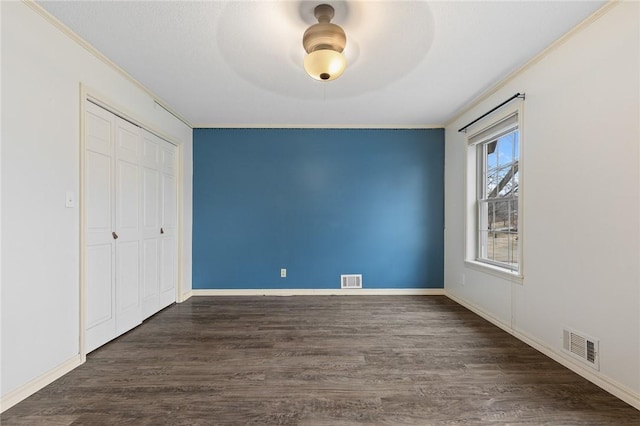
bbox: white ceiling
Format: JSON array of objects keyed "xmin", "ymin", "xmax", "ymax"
[{"xmin": 37, "ymin": 0, "xmax": 606, "ymax": 127}]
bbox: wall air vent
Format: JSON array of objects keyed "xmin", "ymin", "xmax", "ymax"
[
  {"xmin": 341, "ymin": 274, "xmax": 362, "ymax": 289},
  {"xmin": 563, "ymin": 328, "xmax": 599, "ymax": 370}
]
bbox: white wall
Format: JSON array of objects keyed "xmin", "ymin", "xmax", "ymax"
[
  {"xmin": 1, "ymin": 1, "xmax": 192, "ymax": 403},
  {"xmin": 445, "ymin": 1, "xmax": 639, "ymax": 408}
]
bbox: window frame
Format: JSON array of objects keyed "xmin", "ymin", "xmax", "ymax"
[{"xmin": 464, "ymin": 103, "xmax": 524, "ymax": 282}]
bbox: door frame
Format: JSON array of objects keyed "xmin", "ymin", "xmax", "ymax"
[{"xmin": 79, "ymin": 84, "xmax": 186, "ymax": 360}]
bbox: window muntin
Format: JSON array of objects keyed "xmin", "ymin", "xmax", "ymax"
[{"xmin": 477, "ymin": 128, "xmax": 519, "ymax": 271}]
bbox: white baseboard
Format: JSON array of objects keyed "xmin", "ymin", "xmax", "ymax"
[
  {"xmin": 1, "ymin": 354, "xmax": 83, "ymax": 413},
  {"xmin": 445, "ymin": 291, "xmax": 640, "ymax": 411},
  {"xmin": 178, "ymin": 290, "xmax": 193, "ymax": 303},
  {"xmin": 192, "ymin": 288, "xmax": 445, "ymax": 297}
]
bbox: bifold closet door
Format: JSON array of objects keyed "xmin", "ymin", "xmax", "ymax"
[
  {"xmin": 141, "ymin": 130, "xmax": 161, "ymax": 319},
  {"xmin": 85, "ymin": 102, "xmax": 117, "ymax": 353},
  {"xmin": 85, "ymin": 102, "xmax": 177, "ymax": 352},
  {"xmin": 159, "ymin": 142, "xmax": 178, "ymax": 309},
  {"xmin": 140, "ymin": 129, "xmax": 178, "ymax": 318},
  {"xmin": 85, "ymin": 102, "xmax": 142, "ymax": 352},
  {"xmin": 114, "ymin": 118, "xmax": 143, "ymax": 336}
]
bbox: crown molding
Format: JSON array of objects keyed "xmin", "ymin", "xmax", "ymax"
[
  {"xmin": 444, "ymin": 0, "xmax": 617, "ymax": 128},
  {"xmin": 192, "ymin": 124, "xmax": 445, "ymax": 129},
  {"xmin": 22, "ymin": 0, "xmax": 193, "ymax": 128}
]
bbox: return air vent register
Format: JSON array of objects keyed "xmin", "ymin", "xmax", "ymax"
[
  {"xmin": 341, "ymin": 274, "xmax": 362, "ymax": 289},
  {"xmin": 563, "ymin": 328, "xmax": 599, "ymax": 370}
]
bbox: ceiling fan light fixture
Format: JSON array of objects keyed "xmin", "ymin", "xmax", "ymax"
[
  {"xmin": 304, "ymin": 49, "xmax": 347, "ymax": 81},
  {"xmin": 302, "ymin": 4, "xmax": 347, "ymax": 81}
]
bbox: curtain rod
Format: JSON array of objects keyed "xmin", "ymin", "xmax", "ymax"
[{"xmin": 458, "ymin": 92, "xmax": 525, "ymax": 133}]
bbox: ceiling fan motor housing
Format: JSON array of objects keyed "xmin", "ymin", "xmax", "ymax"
[{"xmin": 303, "ymin": 4, "xmax": 346, "ymax": 54}]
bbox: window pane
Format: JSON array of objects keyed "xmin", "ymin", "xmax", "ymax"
[
  {"xmin": 486, "ymin": 169, "xmax": 499, "ymax": 198},
  {"xmin": 486, "ymin": 230, "xmax": 496, "ymax": 261},
  {"xmin": 492, "ymin": 200, "xmax": 509, "ymax": 231},
  {"xmin": 490, "ymin": 165, "xmax": 518, "ymax": 198},
  {"xmin": 484, "ymin": 131, "xmax": 518, "ymax": 200},
  {"xmin": 478, "ymin": 199, "xmax": 519, "ymax": 267},
  {"xmin": 491, "ymin": 232, "xmax": 510, "ymax": 263},
  {"xmin": 497, "ymin": 132, "xmax": 515, "ymax": 167},
  {"xmin": 486, "ymin": 140, "xmax": 497, "ymax": 171},
  {"xmin": 487, "ymin": 232, "xmax": 518, "ymax": 266},
  {"xmin": 509, "ymin": 198, "xmax": 518, "ymax": 232}
]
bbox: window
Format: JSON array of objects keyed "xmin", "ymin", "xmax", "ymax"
[{"xmin": 468, "ymin": 112, "xmax": 521, "ymax": 274}]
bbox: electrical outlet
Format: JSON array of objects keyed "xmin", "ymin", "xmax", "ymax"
[
  {"xmin": 280, "ymin": 268, "xmax": 287, "ymax": 278},
  {"xmin": 461, "ymin": 273, "xmax": 466, "ymax": 286}
]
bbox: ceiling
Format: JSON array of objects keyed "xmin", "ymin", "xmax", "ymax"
[{"xmin": 37, "ymin": 1, "xmax": 606, "ymax": 128}]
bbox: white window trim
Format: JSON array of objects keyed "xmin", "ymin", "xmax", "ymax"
[{"xmin": 463, "ymin": 101, "xmax": 524, "ymax": 283}]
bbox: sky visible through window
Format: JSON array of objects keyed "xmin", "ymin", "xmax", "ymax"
[{"xmin": 486, "ymin": 131, "xmax": 519, "ymax": 199}]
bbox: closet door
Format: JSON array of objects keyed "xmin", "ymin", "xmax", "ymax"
[
  {"xmin": 85, "ymin": 102, "xmax": 116, "ymax": 353},
  {"xmin": 84, "ymin": 102, "xmax": 177, "ymax": 352},
  {"xmin": 159, "ymin": 141, "xmax": 178, "ymax": 308},
  {"xmin": 141, "ymin": 130, "xmax": 161, "ymax": 319},
  {"xmin": 114, "ymin": 117, "xmax": 143, "ymax": 335}
]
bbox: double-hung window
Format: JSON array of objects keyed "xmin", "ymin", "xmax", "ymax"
[{"xmin": 468, "ymin": 112, "xmax": 521, "ymax": 275}]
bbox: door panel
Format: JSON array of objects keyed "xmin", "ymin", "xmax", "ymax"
[
  {"xmin": 117, "ymin": 160, "xmax": 140, "ymax": 232},
  {"xmin": 142, "ymin": 167, "xmax": 160, "ymax": 236},
  {"xmin": 114, "ymin": 118, "xmax": 142, "ymax": 335},
  {"xmin": 84, "ymin": 102, "xmax": 116, "ymax": 353},
  {"xmin": 142, "ymin": 165, "xmax": 161, "ymax": 318},
  {"xmin": 142, "ymin": 131, "xmax": 159, "ymax": 167},
  {"xmin": 142, "ymin": 239, "xmax": 160, "ymax": 318},
  {"xmin": 141, "ymin": 130, "xmax": 161, "ymax": 318},
  {"xmin": 159, "ymin": 140, "xmax": 178, "ymax": 308},
  {"xmin": 116, "ymin": 240, "xmax": 141, "ymax": 334},
  {"xmin": 161, "ymin": 174, "xmax": 177, "ymax": 234},
  {"xmin": 85, "ymin": 244, "xmax": 116, "ymax": 353},
  {"xmin": 85, "ymin": 151, "xmax": 112, "ymax": 245},
  {"xmin": 86, "ymin": 244, "xmax": 114, "ymax": 328},
  {"xmin": 86, "ymin": 109, "xmax": 113, "ymax": 154},
  {"xmin": 117, "ymin": 121, "xmax": 140, "ymax": 164},
  {"xmin": 160, "ymin": 142, "xmax": 177, "ymax": 175},
  {"xmin": 159, "ymin": 236, "xmax": 176, "ymax": 309}
]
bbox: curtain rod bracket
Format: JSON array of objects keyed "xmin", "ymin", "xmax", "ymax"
[{"xmin": 458, "ymin": 93, "xmax": 525, "ymax": 133}]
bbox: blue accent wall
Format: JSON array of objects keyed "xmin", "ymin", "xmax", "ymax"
[{"xmin": 193, "ymin": 128, "xmax": 444, "ymax": 289}]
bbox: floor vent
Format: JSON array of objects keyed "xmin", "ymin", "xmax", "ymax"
[
  {"xmin": 341, "ymin": 274, "xmax": 362, "ymax": 289},
  {"xmin": 563, "ymin": 328, "xmax": 599, "ymax": 370}
]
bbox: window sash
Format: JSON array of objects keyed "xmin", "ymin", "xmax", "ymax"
[
  {"xmin": 475, "ymin": 121, "xmax": 520, "ymax": 272},
  {"xmin": 477, "ymin": 197, "xmax": 518, "ymax": 270}
]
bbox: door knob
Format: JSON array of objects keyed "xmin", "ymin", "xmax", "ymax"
[
  {"xmin": 160, "ymin": 227, "xmax": 164, "ymax": 234},
  {"xmin": 112, "ymin": 231, "xmax": 119, "ymax": 240}
]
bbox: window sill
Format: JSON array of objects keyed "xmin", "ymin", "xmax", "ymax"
[{"xmin": 464, "ymin": 260, "xmax": 524, "ymax": 284}]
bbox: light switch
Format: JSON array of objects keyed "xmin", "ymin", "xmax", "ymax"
[{"xmin": 65, "ymin": 191, "xmax": 75, "ymax": 208}]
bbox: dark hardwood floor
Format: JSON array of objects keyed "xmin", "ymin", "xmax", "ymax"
[{"xmin": 3, "ymin": 296, "xmax": 639, "ymax": 425}]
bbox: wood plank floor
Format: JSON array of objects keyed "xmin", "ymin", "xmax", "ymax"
[{"xmin": 3, "ymin": 296, "xmax": 639, "ymax": 425}]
